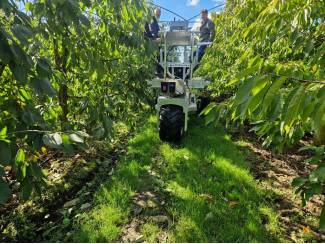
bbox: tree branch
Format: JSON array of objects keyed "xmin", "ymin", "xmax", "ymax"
[
  {"xmin": 265, "ymin": 72, "xmax": 325, "ymax": 85},
  {"xmin": 7, "ymin": 130, "xmax": 52, "ymax": 136}
]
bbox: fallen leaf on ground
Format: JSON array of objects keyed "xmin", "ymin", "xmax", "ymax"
[
  {"xmin": 229, "ymin": 201, "xmax": 238, "ymax": 207},
  {"xmin": 199, "ymin": 193, "xmax": 213, "ymax": 202},
  {"xmin": 28, "ymin": 154, "xmax": 39, "ymax": 161},
  {"xmin": 302, "ymin": 226, "xmax": 311, "ymax": 234}
]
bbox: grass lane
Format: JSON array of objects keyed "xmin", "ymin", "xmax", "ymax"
[{"xmin": 72, "ymin": 115, "xmax": 283, "ymax": 242}]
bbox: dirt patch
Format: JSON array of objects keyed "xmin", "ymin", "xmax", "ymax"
[
  {"xmin": 120, "ymin": 169, "xmax": 170, "ymax": 243},
  {"xmin": 0, "ymin": 130, "xmax": 132, "ymax": 242},
  {"xmin": 233, "ymin": 131, "xmax": 325, "ymax": 242}
]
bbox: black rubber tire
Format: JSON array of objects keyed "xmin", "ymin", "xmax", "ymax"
[
  {"xmin": 159, "ymin": 105, "xmax": 185, "ymax": 142},
  {"xmin": 197, "ymin": 96, "xmax": 211, "ymax": 115}
]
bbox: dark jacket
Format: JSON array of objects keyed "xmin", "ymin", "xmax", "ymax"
[
  {"xmin": 149, "ymin": 16, "xmax": 160, "ymax": 39},
  {"xmin": 144, "ymin": 22, "xmax": 153, "ymax": 39},
  {"xmin": 199, "ymin": 18, "xmax": 215, "ymax": 42}
]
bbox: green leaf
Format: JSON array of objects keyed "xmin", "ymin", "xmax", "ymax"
[
  {"xmin": 262, "ymin": 77, "xmax": 285, "ymax": 115},
  {"xmin": 12, "ymin": 24, "xmax": 32, "ymax": 46},
  {"xmin": 30, "ymin": 77, "xmax": 56, "ymax": 97},
  {"xmin": 313, "ymin": 165, "xmax": 325, "ymax": 181},
  {"xmin": 251, "ymin": 76, "xmax": 268, "ymax": 95},
  {"xmin": 320, "ymin": 205, "xmax": 325, "ymax": 231},
  {"xmin": 36, "ymin": 58, "xmax": 51, "ymax": 77},
  {"xmin": 15, "ymin": 149, "xmax": 26, "ymax": 178},
  {"xmin": 63, "ymin": 217, "xmax": 71, "ymax": 226},
  {"xmin": 62, "ymin": 134, "xmax": 74, "ymax": 156},
  {"xmin": 303, "ymin": 184, "xmax": 321, "ymax": 203},
  {"xmin": 43, "ymin": 133, "xmax": 63, "ymax": 149},
  {"xmin": 299, "ymin": 145, "xmax": 322, "ymax": 152},
  {"xmin": 0, "ymin": 127, "xmax": 7, "ymax": 139},
  {"xmin": 0, "ymin": 39, "xmax": 13, "ymax": 64},
  {"xmin": 19, "ymin": 88, "xmax": 32, "ymax": 101},
  {"xmin": 301, "ymin": 99, "xmax": 317, "ymax": 121},
  {"xmin": 284, "ymin": 86, "xmax": 305, "ymax": 127},
  {"xmin": 25, "ymin": 2, "xmax": 32, "ymax": 11},
  {"xmin": 79, "ymin": 15, "xmax": 91, "ymax": 27},
  {"xmin": 10, "ymin": 64, "xmax": 28, "ymax": 84},
  {"xmin": 0, "ymin": 180, "xmax": 11, "ymax": 204},
  {"xmin": 305, "ymin": 39, "xmax": 314, "ymax": 55},
  {"xmin": 246, "ymin": 78, "xmax": 271, "ymax": 115},
  {"xmin": 314, "ymin": 146, "xmax": 325, "ymax": 156},
  {"xmin": 0, "ymin": 166, "xmax": 5, "ymax": 177},
  {"xmin": 92, "ymin": 127, "xmax": 105, "ymax": 139},
  {"xmin": 15, "ymin": 149, "xmax": 25, "ymax": 164},
  {"xmin": 304, "ymin": 155, "xmax": 322, "ymax": 164},
  {"xmin": 200, "ymin": 102, "xmax": 217, "ymax": 116},
  {"xmin": 75, "ymin": 131, "xmax": 89, "ymax": 138},
  {"xmin": 69, "ymin": 133, "xmax": 84, "ymax": 144},
  {"xmin": 103, "ymin": 116, "xmax": 113, "ymax": 131},
  {"xmin": 0, "ymin": 141, "xmax": 11, "ymax": 166},
  {"xmin": 268, "ymin": 92, "xmax": 283, "ymax": 120},
  {"xmin": 30, "ymin": 163, "xmax": 44, "ymax": 179},
  {"xmin": 303, "ymin": 146, "xmax": 325, "ymax": 164},
  {"xmin": 10, "ymin": 43, "xmax": 32, "ymax": 68},
  {"xmin": 313, "ymin": 101, "xmax": 325, "ymax": 144},
  {"xmin": 292, "ymin": 177, "xmax": 307, "ymax": 187},
  {"xmin": 205, "ymin": 107, "xmax": 218, "ymax": 125},
  {"xmin": 229, "ymin": 67, "xmax": 256, "ymax": 86},
  {"xmin": 234, "ymin": 77, "xmax": 258, "ymax": 106},
  {"xmin": 317, "ymin": 87, "xmax": 325, "ymax": 99},
  {"xmin": 21, "ymin": 179, "xmax": 33, "ymax": 201}
]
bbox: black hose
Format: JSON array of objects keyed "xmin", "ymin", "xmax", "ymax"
[
  {"xmin": 187, "ymin": 3, "xmax": 226, "ymax": 21},
  {"xmin": 148, "ymin": 2, "xmax": 187, "ymax": 21}
]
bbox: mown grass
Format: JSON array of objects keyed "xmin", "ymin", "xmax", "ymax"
[
  {"xmin": 72, "ymin": 115, "xmax": 284, "ymax": 242},
  {"xmin": 140, "ymin": 221, "xmax": 161, "ymax": 243}
]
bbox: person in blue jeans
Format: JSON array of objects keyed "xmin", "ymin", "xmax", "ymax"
[
  {"xmin": 144, "ymin": 8, "xmax": 163, "ymax": 77},
  {"xmin": 197, "ymin": 9, "xmax": 215, "ymax": 62},
  {"xmin": 149, "ymin": 8, "xmax": 161, "ymax": 40},
  {"xmin": 144, "ymin": 8, "xmax": 161, "ymax": 42}
]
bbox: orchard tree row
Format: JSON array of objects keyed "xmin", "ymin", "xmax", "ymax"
[
  {"xmin": 199, "ymin": 0, "xmax": 325, "ymax": 228},
  {"xmin": 0, "ymin": 0, "xmax": 155, "ymax": 205}
]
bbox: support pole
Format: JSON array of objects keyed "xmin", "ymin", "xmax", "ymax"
[{"xmin": 164, "ymin": 32, "xmax": 167, "ymax": 81}]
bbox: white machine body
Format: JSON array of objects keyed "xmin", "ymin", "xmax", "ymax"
[{"xmin": 147, "ymin": 21, "xmax": 211, "ymax": 137}]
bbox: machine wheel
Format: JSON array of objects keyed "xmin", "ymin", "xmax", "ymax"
[
  {"xmin": 159, "ymin": 105, "xmax": 185, "ymax": 142},
  {"xmin": 197, "ymin": 96, "xmax": 210, "ymax": 114}
]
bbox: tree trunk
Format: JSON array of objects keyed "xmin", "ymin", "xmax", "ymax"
[
  {"xmin": 315, "ymin": 107, "xmax": 325, "ymax": 145},
  {"xmin": 59, "ymin": 84, "xmax": 68, "ymax": 125},
  {"xmin": 53, "ymin": 38, "xmax": 69, "ymax": 127}
]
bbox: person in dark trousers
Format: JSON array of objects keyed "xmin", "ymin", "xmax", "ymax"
[
  {"xmin": 144, "ymin": 22, "xmax": 153, "ymax": 39},
  {"xmin": 145, "ymin": 8, "xmax": 163, "ymax": 77},
  {"xmin": 149, "ymin": 8, "xmax": 161, "ymax": 40},
  {"xmin": 144, "ymin": 8, "xmax": 161, "ymax": 41},
  {"xmin": 197, "ymin": 9, "xmax": 215, "ymax": 62}
]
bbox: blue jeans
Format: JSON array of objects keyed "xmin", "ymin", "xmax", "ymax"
[{"xmin": 197, "ymin": 45, "xmax": 207, "ymax": 62}]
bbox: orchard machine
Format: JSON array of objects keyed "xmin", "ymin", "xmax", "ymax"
[{"xmin": 148, "ymin": 21, "xmax": 211, "ymax": 142}]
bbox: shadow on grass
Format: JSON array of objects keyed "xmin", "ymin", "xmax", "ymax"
[
  {"xmin": 72, "ymin": 116, "xmax": 161, "ymax": 242},
  {"xmin": 157, "ymin": 117, "xmax": 282, "ymax": 242},
  {"xmin": 72, "ymin": 115, "xmax": 283, "ymax": 242}
]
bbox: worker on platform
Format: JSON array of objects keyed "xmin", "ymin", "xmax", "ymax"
[
  {"xmin": 197, "ymin": 9, "xmax": 215, "ymax": 62},
  {"xmin": 144, "ymin": 8, "xmax": 161, "ymax": 42},
  {"xmin": 144, "ymin": 7, "xmax": 163, "ymax": 77},
  {"xmin": 150, "ymin": 8, "xmax": 161, "ymax": 40}
]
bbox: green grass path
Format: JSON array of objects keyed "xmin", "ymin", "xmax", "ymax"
[{"xmin": 72, "ymin": 116, "xmax": 283, "ymax": 242}]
